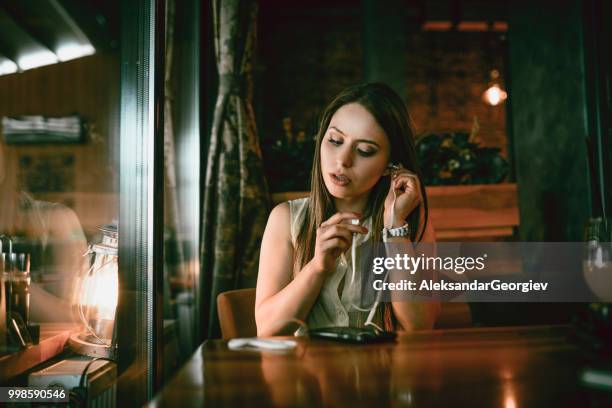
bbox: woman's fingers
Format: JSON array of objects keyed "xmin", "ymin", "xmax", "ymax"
[
  {"xmin": 339, "ymin": 224, "xmax": 368, "ymax": 234},
  {"xmin": 320, "ymin": 212, "xmax": 362, "ymax": 228},
  {"xmin": 392, "ymin": 169, "xmax": 420, "ymax": 182},
  {"xmin": 394, "ymin": 177, "xmax": 417, "ymax": 192},
  {"xmin": 318, "ymin": 223, "xmax": 367, "ymax": 237},
  {"xmin": 314, "ymin": 213, "xmax": 370, "ymax": 270},
  {"xmin": 320, "ymin": 224, "xmax": 353, "ymax": 244},
  {"xmin": 321, "ymin": 237, "xmax": 350, "ymax": 253},
  {"xmin": 393, "ymin": 173, "xmax": 421, "ymax": 194}
]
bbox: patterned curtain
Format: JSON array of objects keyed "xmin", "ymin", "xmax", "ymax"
[
  {"xmin": 201, "ymin": 0, "xmax": 270, "ymax": 338},
  {"xmin": 163, "ymin": 0, "xmax": 182, "ymax": 320}
]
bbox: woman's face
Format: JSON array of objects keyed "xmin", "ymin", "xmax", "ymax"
[{"xmin": 320, "ymin": 103, "xmax": 390, "ymax": 200}]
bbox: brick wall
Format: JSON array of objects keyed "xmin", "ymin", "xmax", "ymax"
[
  {"xmin": 256, "ymin": 10, "xmax": 363, "ymax": 144},
  {"xmin": 406, "ymin": 31, "xmax": 508, "ymax": 155}
]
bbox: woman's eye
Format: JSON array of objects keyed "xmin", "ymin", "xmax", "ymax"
[
  {"xmin": 357, "ymin": 148, "xmax": 376, "ymax": 157},
  {"xmin": 328, "ymin": 138, "xmax": 342, "ymax": 146}
]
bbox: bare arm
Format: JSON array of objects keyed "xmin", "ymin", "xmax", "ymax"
[
  {"xmin": 387, "ymin": 209, "xmax": 441, "ymax": 331},
  {"xmin": 255, "ymin": 203, "xmax": 326, "ymax": 336}
]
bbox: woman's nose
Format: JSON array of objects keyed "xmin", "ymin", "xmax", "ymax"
[{"xmin": 336, "ymin": 145, "xmax": 353, "ymax": 168}]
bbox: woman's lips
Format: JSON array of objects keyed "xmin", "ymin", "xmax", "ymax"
[{"xmin": 330, "ymin": 172, "xmax": 351, "ymax": 186}]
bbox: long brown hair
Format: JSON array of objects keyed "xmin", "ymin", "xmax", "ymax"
[{"xmin": 294, "ymin": 83, "xmax": 429, "ymax": 272}]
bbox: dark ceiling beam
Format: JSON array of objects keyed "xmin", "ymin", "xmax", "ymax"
[
  {"xmin": 0, "ymin": 51, "xmax": 18, "ymax": 70},
  {"xmin": 0, "ymin": 7, "xmax": 23, "ymax": 60},
  {"xmin": 0, "ymin": 42, "xmax": 17, "ymax": 63},
  {"xmin": 57, "ymin": 0, "xmax": 119, "ymax": 52},
  {"xmin": 2, "ymin": 0, "xmax": 103, "ymax": 57},
  {"xmin": 1, "ymin": 1, "xmax": 61, "ymax": 53},
  {"xmin": 0, "ymin": 7, "xmax": 54, "ymax": 64}
]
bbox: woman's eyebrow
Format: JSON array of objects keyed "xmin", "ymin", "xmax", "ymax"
[
  {"xmin": 329, "ymin": 126, "xmax": 345, "ymax": 135},
  {"xmin": 356, "ymin": 139, "xmax": 380, "ymax": 147},
  {"xmin": 329, "ymin": 126, "xmax": 380, "ymax": 147}
]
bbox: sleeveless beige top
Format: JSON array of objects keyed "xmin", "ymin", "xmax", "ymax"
[{"xmin": 289, "ymin": 197, "xmax": 384, "ymax": 331}]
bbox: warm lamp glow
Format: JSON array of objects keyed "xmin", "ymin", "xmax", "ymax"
[
  {"xmin": 503, "ymin": 380, "xmax": 517, "ymax": 408},
  {"xmin": 483, "ymin": 83, "xmax": 508, "ymax": 106},
  {"xmin": 483, "ymin": 69, "xmax": 508, "ymax": 106},
  {"xmin": 79, "ymin": 259, "xmax": 118, "ymax": 321},
  {"xmin": 70, "ymin": 224, "xmax": 118, "ymax": 357}
]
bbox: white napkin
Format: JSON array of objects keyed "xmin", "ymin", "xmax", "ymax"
[{"xmin": 227, "ymin": 338, "xmax": 297, "ymax": 351}]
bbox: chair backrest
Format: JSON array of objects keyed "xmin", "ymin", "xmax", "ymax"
[{"xmin": 217, "ymin": 288, "xmax": 257, "ymax": 339}]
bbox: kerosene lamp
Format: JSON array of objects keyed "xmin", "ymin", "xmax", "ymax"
[{"xmin": 69, "ymin": 225, "xmax": 118, "ymax": 358}]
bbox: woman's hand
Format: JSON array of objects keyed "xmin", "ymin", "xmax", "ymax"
[
  {"xmin": 384, "ymin": 168, "xmax": 423, "ymax": 228},
  {"xmin": 311, "ymin": 212, "xmax": 368, "ymax": 274}
]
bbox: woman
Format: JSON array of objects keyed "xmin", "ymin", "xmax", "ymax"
[
  {"xmin": 256, "ymin": 83, "xmax": 440, "ymax": 336},
  {"xmin": 1, "ymin": 134, "xmax": 87, "ymax": 322}
]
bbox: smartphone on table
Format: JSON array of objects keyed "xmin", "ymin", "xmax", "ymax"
[{"xmin": 309, "ymin": 327, "xmax": 397, "ymax": 344}]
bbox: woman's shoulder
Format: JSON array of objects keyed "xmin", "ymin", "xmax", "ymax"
[
  {"xmin": 17, "ymin": 193, "xmax": 86, "ymax": 245},
  {"xmin": 287, "ymin": 196, "xmax": 309, "ymax": 216},
  {"xmin": 263, "ymin": 201, "xmax": 293, "ymax": 251},
  {"xmin": 267, "ymin": 197, "xmax": 309, "ymax": 246},
  {"xmin": 21, "ymin": 192, "xmax": 68, "ymax": 213},
  {"xmin": 268, "ymin": 197, "xmax": 309, "ymax": 224}
]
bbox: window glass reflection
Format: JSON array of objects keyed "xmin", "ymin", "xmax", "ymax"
[{"xmin": 0, "ymin": 53, "xmax": 119, "ymax": 327}]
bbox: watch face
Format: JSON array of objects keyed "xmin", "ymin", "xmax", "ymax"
[
  {"xmin": 391, "ymin": 226, "xmax": 409, "ymax": 237},
  {"xmin": 383, "ymin": 225, "xmax": 410, "ymax": 241}
]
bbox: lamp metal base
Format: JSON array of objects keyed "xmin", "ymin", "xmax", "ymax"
[{"xmin": 68, "ymin": 332, "xmax": 115, "ymax": 358}]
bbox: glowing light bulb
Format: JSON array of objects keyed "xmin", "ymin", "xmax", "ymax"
[
  {"xmin": 483, "ymin": 84, "xmax": 508, "ymax": 106},
  {"xmin": 80, "ymin": 258, "xmax": 118, "ymax": 320}
]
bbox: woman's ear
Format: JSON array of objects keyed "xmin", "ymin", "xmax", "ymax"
[{"xmin": 382, "ymin": 162, "xmax": 400, "ymax": 176}]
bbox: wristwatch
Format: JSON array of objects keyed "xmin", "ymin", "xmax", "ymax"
[{"xmin": 382, "ymin": 223, "xmax": 411, "ymax": 241}]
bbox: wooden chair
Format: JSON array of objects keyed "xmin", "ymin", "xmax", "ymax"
[
  {"xmin": 217, "ymin": 288, "xmax": 257, "ymax": 339},
  {"xmin": 217, "ymin": 287, "xmax": 471, "ymax": 338}
]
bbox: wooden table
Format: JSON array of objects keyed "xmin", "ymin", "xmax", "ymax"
[{"xmin": 152, "ymin": 325, "xmax": 608, "ymax": 407}]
